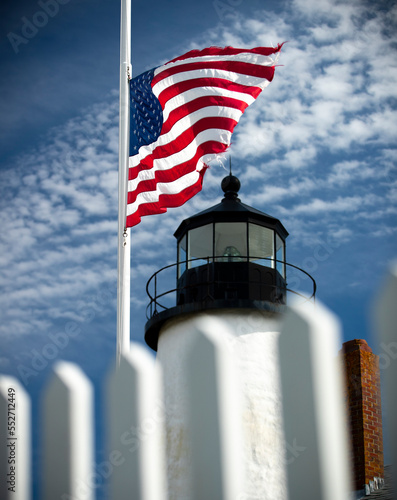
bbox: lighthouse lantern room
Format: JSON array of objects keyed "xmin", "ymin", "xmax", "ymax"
[
  {"xmin": 144, "ymin": 174, "xmax": 316, "ymax": 352},
  {"xmin": 175, "ymin": 174, "xmax": 288, "ymax": 307}
]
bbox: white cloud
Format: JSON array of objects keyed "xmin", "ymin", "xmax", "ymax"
[
  {"xmin": 291, "ymin": 193, "xmax": 381, "ymax": 215},
  {"xmin": 210, "ymin": 1, "xmax": 397, "ymax": 169},
  {"xmin": 0, "ymin": 0, "xmax": 396, "ymax": 347},
  {"xmin": 0, "ymin": 99, "xmax": 120, "ymax": 338}
]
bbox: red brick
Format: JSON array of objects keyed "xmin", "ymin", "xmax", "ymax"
[{"xmin": 341, "ymin": 339, "xmax": 384, "ymax": 491}]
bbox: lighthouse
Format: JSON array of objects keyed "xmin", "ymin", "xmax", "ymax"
[{"xmin": 144, "ymin": 174, "xmax": 315, "ymax": 500}]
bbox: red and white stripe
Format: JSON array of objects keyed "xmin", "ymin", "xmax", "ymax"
[{"xmin": 126, "ymin": 45, "xmax": 282, "ymax": 227}]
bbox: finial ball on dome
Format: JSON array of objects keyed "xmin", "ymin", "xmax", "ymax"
[{"xmin": 221, "ymin": 174, "xmax": 241, "ymax": 195}]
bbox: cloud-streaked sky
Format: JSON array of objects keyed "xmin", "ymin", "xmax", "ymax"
[{"xmin": 0, "ymin": 0, "xmax": 396, "ymax": 494}]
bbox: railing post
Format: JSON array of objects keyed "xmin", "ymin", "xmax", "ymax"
[
  {"xmin": 0, "ymin": 376, "xmax": 31, "ymax": 500},
  {"xmin": 154, "ymin": 274, "xmax": 158, "ymax": 314},
  {"xmin": 206, "ymin": 257, "xmax": 210, "ymax": 299}
]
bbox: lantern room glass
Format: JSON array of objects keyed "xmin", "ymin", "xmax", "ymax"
[
  {"xmin": 187, "ymin": 224, "xmax": 213, "ymax": 269},
  {"xmin": 249, "ymin": 223, "xmax": 275, "ymax": 267},
  {"xmin": 214, "ymin": 222, "xmax": 247, "ymax": 262},
  {"xmin": 178, "ymin": 221, "xmax": 285, "ymax": 277}
]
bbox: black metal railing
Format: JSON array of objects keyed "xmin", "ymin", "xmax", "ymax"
[{"xmin": 146, "ymin": 256, "xmax": 316, "ymax": 320}]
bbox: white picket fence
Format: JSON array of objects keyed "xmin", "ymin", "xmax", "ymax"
[{"xmin": 1, "ymin": 266, "xmax": 396, "ymax": 500}]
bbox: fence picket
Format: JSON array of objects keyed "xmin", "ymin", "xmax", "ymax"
[
  {"xmin": 107, "ymin": 342, "xmax": 167, "ymax": 500},
  {"xmin": 186, "ymin": 317, "xmax": 243, "ymax": 500},
  {"xmin": 3, "ymin": 267, "xmax": 397, "ymax": 499},
  {"xmin": 278, "ymin": 302, "xmax": 352, "ymax": 500},
  {"xmin": 0, "ymin": 376, "xmax": 31, "ymax": 500},
  {"xmin": 42, "ymin": 361, "xmax": 94, "ymax": 500},
  {"xmin": 375, "ymin": 264, "xmax": 397, "ymax": 495}
]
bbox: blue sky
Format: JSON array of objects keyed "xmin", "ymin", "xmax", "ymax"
[{"xmin": 0, "ymin": 0, "xmax": 396, "ymax": 494}]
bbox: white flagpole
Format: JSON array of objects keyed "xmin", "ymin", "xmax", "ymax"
[{"xmin": 117, "ymin": 0, "xmax": 131, "ymax": 366}]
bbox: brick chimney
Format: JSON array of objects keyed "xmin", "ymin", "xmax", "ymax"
[{"xmin": 341, "ymin": 339, "xmax": 384, "ymax": 493}]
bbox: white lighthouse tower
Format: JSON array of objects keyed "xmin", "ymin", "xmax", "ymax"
[{"xmin": 144, "ymin": 174, "xmax": 315, "ymax": 500}]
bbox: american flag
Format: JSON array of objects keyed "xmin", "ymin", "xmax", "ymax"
[{"xmin": 127, "ymin": 45, "xmax": 282, "ymax": 227}]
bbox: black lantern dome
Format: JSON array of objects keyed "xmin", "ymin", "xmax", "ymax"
[
  {"xmin": 144, "ymin": 174, "xmax": 317, "ymax": 351},
  {"xmin": 174, "ymin": 174, "xmax": 288, "ymax": 307}
]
